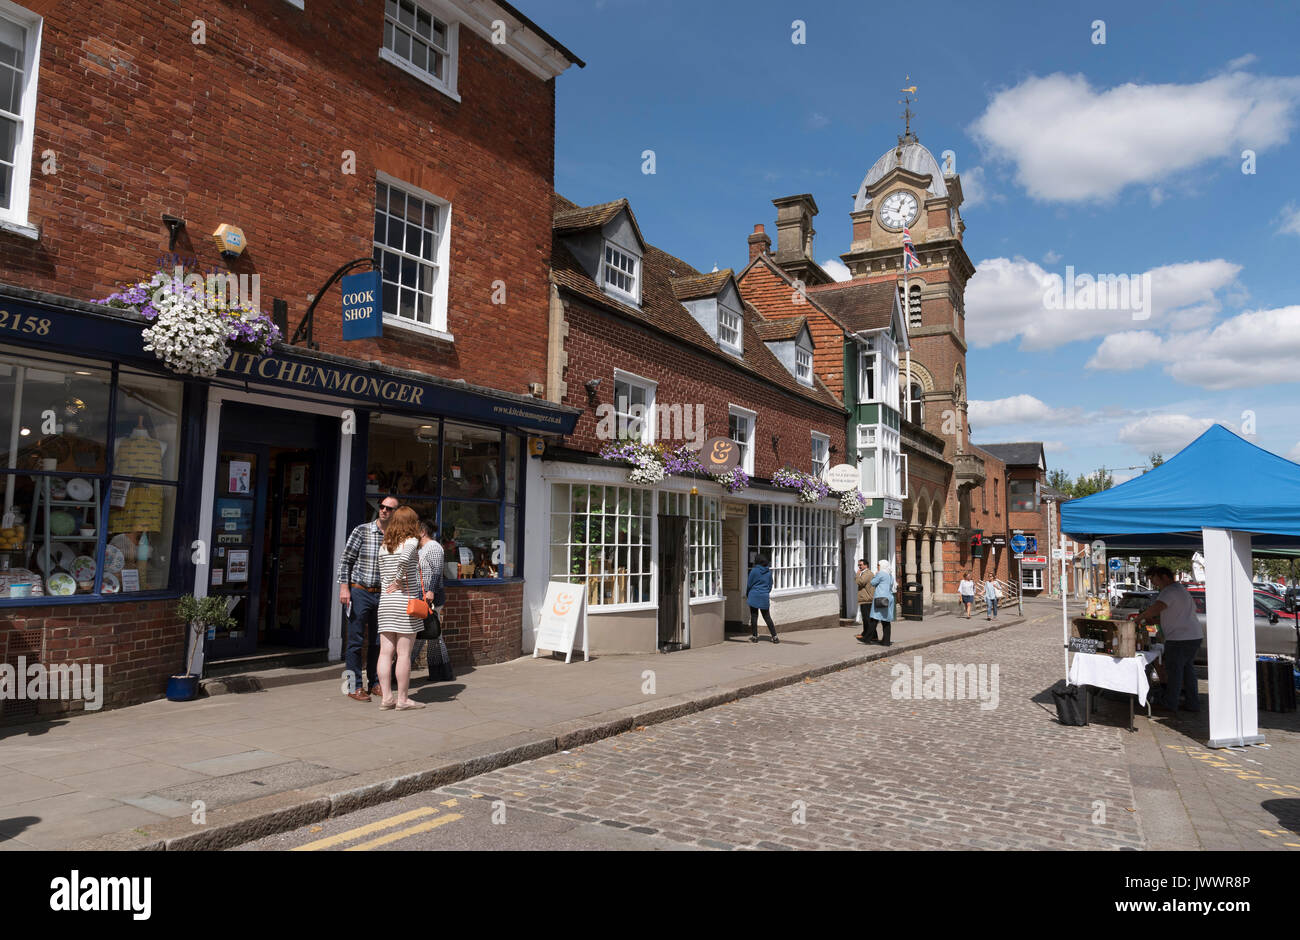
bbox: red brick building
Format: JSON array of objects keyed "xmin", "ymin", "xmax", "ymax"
[
  {"xmin": 0, "ymin": 0, "xmax": 582, "ymax": 717},
  {"xmin": 522, "ymin": 195, "xmax": 850, "ymax": 652}
]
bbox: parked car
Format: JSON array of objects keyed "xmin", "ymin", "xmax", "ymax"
[
  {"xmin": 1108, "ymin": 581, "xmax": 1149, "ymax": 604},
  {"xmin": 1252, "ymin": 589, "xmax": 1299, "ymax": 621},
  {"xmin": 1125, "ymin": 588, "xmax": 1295, "ymax": 663}
]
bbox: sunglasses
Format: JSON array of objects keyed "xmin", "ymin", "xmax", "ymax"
[{"xmin": 379, "ymin": 504, "xmax": 398, "ymax": 512}]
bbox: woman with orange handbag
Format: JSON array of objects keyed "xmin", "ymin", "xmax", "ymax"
[{"xmin": 378, "ymin": 506, "xmax": 427, "ymax": 710}]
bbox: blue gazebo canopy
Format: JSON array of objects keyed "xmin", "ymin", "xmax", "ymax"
[{"xmin": 1060, "ymin": 424, "xmax": 1300, "ymax": 551}]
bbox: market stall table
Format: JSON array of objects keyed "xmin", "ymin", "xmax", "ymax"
[{"xmin": 1067, "ymin": 645, "xmax": 1164, "ymax": 730}]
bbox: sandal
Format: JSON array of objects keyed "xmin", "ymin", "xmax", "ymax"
[
  {"xmin": 379, "ymin": 698, "xmax": 396, "ymax": 710},
  {"xmin": 395, "ymin": 700, "xmax": 426, "ymax": 710}
]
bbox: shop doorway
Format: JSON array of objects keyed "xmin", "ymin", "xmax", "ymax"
[
  {"xmin": 657, "ymin": 514, "xmax": 688, "ymax": 651},
  {"xmin": 206, "ymin": 405, "xmax": 338, "ymax": 663}
]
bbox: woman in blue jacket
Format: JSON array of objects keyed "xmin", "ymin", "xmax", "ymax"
[
  {"xmin": 870, "ymin": 559, "xmax": 896, "ymax": 646},
  {"xmin": 745, "ymin": 554, "xmax": 779, "ymax": 643}
]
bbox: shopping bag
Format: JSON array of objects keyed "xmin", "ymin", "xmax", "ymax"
[{"xmin": 1050, "ymin": 680, "xmax": 1088, "ymax": 726}]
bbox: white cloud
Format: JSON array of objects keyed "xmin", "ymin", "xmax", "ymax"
[
  {"xmin": 1042, "ymin": 249, "xmax": 1061, "ymax": 265},
  {"xmin": 1227, "ymin": 54, "xmax": 1258, "ymax": 70},
  {"xmin": 1087, "ymin": 305, "xmax": 1300, "ymax": 389},
  {"xmin": 820, "ymin": 258, "xmax": 852, "ymax": 283},
  {"xmin": 957, "ymin": 165, "xmax": 1001, "ymax": 209},
  {"xmin": 806, "ymin": 112, "xmax": 831, "ymax": 131},
  {"xmin": 965, "ymin": 257, "xmax": 1241, "ymax": 350},
  {"xmin": 1279, "ymin": 202, "xmax": 1300, "ymax": 236},
  {"xmin": 1117, "ymin": 415, "xmax": 1216, "ymax": 452},
  {"xmin": 1288, "ymin": 442, "xmax": 1300, "ymax": 463},
  {"xmin": 1043, "ymin": 441, "xmax": 1068, "ymax": 453},
  {"xmin": 968, "ymin": 72, "xmax": 1300, "ymax": 202},
  {"xmin": 968, "ymin": 394, "xmax": 1078, "ymax": 428}
]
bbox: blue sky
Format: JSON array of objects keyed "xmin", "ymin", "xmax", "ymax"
[{"xmin": 535, "ymin": 0, "xmax": 1300, "ymax": 481}]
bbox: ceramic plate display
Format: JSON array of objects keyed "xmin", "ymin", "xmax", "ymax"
[
  {"xmin": 55, "ymin": 543, "xmax": 77, "ymax": 571},
  {"xmin": 49, "ymin": 510, "xmax": 78, "ymax": 536},
  {"xmin": 72, "ymin": 555, "xmax": 96, "ymax": 581},
  {"xmin": 47, "ymin": 572, "xmax": 76, "ymax": 596},
  {"xmin": 103, "ymin": 543, "xmax": 125, "ymax": 573},
  {"xmin": 101, "ymin": 572, "xmax": 120, "ymax": 594},
  {"xmin": 51, "ymin": 480, "xmax": 69, "ymax": 500},
  {"xmin": 66, "ymin": 478, "xmax": 94, "ymax": 502}
]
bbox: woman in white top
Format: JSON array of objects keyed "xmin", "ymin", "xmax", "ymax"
[
  {"xmin": 958, "ymin": 573, "xmax": 975, "ymax": 619},
  {"xmin": 378, "ymin": 506, "xmax": 426, "ymax": 710}
]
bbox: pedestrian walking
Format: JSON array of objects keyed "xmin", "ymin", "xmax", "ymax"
[
  {"xmin": 983, "ymin": 577, "xmax": 1000, "ymax": 620},
  {"xmin": 855, "ymin": 558, "xmax": 877, "ymax": 643},
  {"xmin": 870, "ymin": 559, "xmax": 896, "ymax": 646},
  {"xmin": 958, "ymin": 572, "xmax": 975, "ymax": 619},
  {"xmin": 746, "ymin": 553, "xmax": 779, "ymax": 643},
  {"xmin": 336, "ymin": 495, "xmax": 399, "ymax": 701},
  {"xmin": 409, "ymin": 518, "xmax": 452, "ymax": 682},
  {"xmin": 376, "ymin": 507, "xmax": 426, "ymax": 710},
  {"xmin": 1135, "ymin": 565, "xmax": 1203, "ymax": 714}
]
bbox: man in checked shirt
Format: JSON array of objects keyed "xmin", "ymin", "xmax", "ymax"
[{"xmin": 337, "ymin": 495, "xmax": 400, "ymax": 701}]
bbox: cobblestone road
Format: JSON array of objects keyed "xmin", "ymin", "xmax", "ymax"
[{"xmin": 426, "ymin": 612, "xmax": 1145, "ymax": 850}]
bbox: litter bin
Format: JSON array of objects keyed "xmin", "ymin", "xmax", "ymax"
[{"xmin": 900, "ymin": 581, "xmax": 923, "ymax": 621}]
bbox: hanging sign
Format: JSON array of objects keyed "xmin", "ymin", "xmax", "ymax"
[
  {"xmin": 699, "ymin": 437, "xmax": 740, "ymax": 474},
  {"xmin": 341, "ymin": 270, "xmax": 383, "ymax": 341},
  {"xmin": 533, "ymin": 581, "xmax": 589, "ymax": 664},
  {"xmin": 825, "ymin": 463, "xmax": 860, "ymax": 492}
]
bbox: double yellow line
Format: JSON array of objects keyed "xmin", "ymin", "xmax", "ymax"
[{"xmin": 292, "ymin": 807, "xmax": 463, "ymax": 851}]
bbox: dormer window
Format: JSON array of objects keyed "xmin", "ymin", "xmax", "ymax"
[
  {"xmin": 796, "ymin": 346, "xmax": 812, "ymax": 385},
  {"xmin": 718, "ymin": 303, "xmax": 742, "ymax": 354},
  {"xmin": 603, "ymin": 242, "xmax": 639, "ymax": 301}
]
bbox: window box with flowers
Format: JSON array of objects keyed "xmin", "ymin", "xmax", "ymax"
[{"xmin": 771, "ymin": 467, "xmax": 831, "ymax": 503}]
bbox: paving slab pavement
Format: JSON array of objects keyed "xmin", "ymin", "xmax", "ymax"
[{"xmin": 1, "ymin": 610, "xmax": 1020, "ymax": 850}]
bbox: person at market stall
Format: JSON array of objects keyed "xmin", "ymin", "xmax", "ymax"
[{"xmin": 1134, "ymin": 565, "xmax": 1203, "ymax": 714}]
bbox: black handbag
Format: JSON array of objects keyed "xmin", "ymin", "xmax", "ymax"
[
  {"xmin": 872, "ymin": 596, "xmax": 891, "ymax": 613},
  {"xmin": 1050, "ymin": 681, "xmax": 1088, "ymax": 726},
  {"xmin": 419, "ymin": 607, "xmax": 441, "ymax": 640}
]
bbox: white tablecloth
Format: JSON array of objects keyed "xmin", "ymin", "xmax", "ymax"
[{"xmin": 1068, "ymin": 647, "xmax": 1164, "ymax": 706}]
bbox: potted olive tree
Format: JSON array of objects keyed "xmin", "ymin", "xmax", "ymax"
[{"xmin": 168, "ymin": 594, "xmax": 236, "ymax": 701}]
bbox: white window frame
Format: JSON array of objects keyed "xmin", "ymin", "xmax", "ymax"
[
  {"xmin": 728, "ymin": 404, "xmax": 756, "ymax": 475},
  {"xmin": 613, "ymin": 368, "xmax": 656, "ymax": 445},
  {"xmin": 373, "ymin": 171, "xmax": 453, "ymax": 340},
  {"xmin": 717, "ymin": 301, "xmax": 743, "ymax": 355},
  {"xmin": 662, "ymin": 490, "xmax": 723, "ymax": 602},
  {"xmin": 0, "ymin": 1, "xmax": 41, "ymax": 237},
  {"xmin": 602, "ymin": 241, "xmax": 640, "ymax": 304},
  {"xmin": 378, "ymin": 0, "xmax": 461, "ymax": 103},
  {"xmin": 811, "ymin": 431, "xmax": 829, "ymax": 480},
  {"xmin": 549, "ymin": 482, "xmax": 655, "ymax": 612},
  {"xmin": 858, "ymin": 340, "xmax": 877, "ymax": 403},
  {"xmin": 1021, "ymin": 567, "xmax": 1043, "ymax": 591},
  {"xmin": 795, "ymin": 344, "xmax": 813, "ymax": 386},
  {"xmin": 747, "ymin": 503, "xmax": 837, "ymax": 593}
]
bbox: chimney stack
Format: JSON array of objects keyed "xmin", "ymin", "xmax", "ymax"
[
  {"xmin": 747, "ymin": 223, "xmax": 771, "ymax": 262},
  {"xmin": 772, "ymin": 194, "xmax": 819, "ymax": 264}
]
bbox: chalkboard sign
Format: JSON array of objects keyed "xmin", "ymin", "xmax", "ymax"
[{"xmin": 1069, "ymin": 636, "xmax": 1106, "ymax": 654}]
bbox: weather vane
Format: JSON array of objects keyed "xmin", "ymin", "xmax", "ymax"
[{"xmin": 899, "ymin": 76, "xmax": 918, "ymax": 140}]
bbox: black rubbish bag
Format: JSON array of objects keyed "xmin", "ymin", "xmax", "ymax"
[{"xmin": 1051, "ymin": 681, "xmax": 1088, "ymax": 726}]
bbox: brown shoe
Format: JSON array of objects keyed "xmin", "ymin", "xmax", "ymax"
[
  {"xmin": 368, "ymin": 684, "xmax": 382, "ymax": 697},
  {"xmin": 347, "ymin": 689, "xmax": 371, "ymax": 702}
]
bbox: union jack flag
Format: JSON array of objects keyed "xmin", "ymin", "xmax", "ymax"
[{"xmin": 902, "ymin": 227, "xmax": 920, "ymax": 271}]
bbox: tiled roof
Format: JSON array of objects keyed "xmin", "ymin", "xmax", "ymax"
[
  {"xmin": 754, "ymin": 317, "xmax": 806, "ymax": 342},
  {"xmin": 552, "ymin": 199, "xmax": 845, "ymax": 413},
  {"xmin": 978, "ymin": 442, "xmax": 1046, "ymax": 468},
  {"xmin": 671, "ymin": 270, "xmax": 734, "ymax": 302},
  {"xmin": 553, "ymin": 198, "xmax": 630, "ymax": 236},
  {"xmin": 806, "ymin": 280, "xmax": 897, "ymax": 333}
]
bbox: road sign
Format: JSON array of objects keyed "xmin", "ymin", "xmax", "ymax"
[
  {"xmin": 1109, "ymin": 558, "xmax": 1123, "ymax": 570},
  {"xmin": 1128, "ymin": 556, "xmax": 1141, "ymax": 564},
  {"xmin": 1010, "ymin": 534, "xmax": 1028, "ymax": 553},
  {"xmin": 1026, "ymin": 536, "xmax": 1037, "ymax": 552}
]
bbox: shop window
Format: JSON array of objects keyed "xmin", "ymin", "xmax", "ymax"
[
  {"xmin": 661, "ymin": 490, "xmax": 721, "ymax": 600},
  {"xmin": 0, "ymin": 348, "xmax": 184, "ymax": 601},
  {"xmin": 550, "ymin": 483, "xmax": 652, "ymax": 607},
  {"xmin": 365, "ymin": 415, "xmax": 522, "ymax": 581},
  {"xmin": 373, "ymin": 175, "xmax": 451, "ymax": 335},
  {"xmin": 1009, "ymin": 478, "xmax": 1037, "ymax": 512},
  {"xmin": 1021, "ymin": 567, "xmax": 1043, "ymax": 590},
  {"xmin": 0, "ymin": 5, "xmax": 40, "ymax": 230},
  {"xmin": 380, "ymin": 0, "xmax": 458, "ymax": 100},
  {"xmin": 747, "ymin": 503, "xmax": 835, "ymax": 592}
]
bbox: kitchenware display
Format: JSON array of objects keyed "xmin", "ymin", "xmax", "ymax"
[
  {"xmin": 76, "ymin": 580, "xmax": 94, "ymax": 593},
  {"xmin": 55, "ymin": 543, "xmax": 76, "ymax": 571},
  {"xmin": 79, "ymin": 527, "xmax": 95, "ymax": 537},
  {"xmin": 101, "ymin": 572, "xmax": 120, "ymax": 594},
  {"xmin": 51, "ymin": 480, "xmax": 69, "ymax": 500},
  {"xmin": 72, "ymin": 555, "xmax": 96, "ymax": 581},
  {"xmin": 104, "ymin": 544, "xmax": 125, "ymax": 573},
  {"xmin": 47, "ymin": 572, "xmax": 76, "ymax": 596},
  {"xmin": 50, "ymin": 510, "xmax": 78, "ymax": 536},
  {"xmin": 66, "ymin": 478, "xmax": 94, "ymax": 502},
  {"xmin": 8, "ymin": 581, "xmax": 32, "ymax": 598}
]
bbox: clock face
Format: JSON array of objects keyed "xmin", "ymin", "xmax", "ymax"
[{"xmin": 880, "ymin": 190, "xmax": 919, "ymax": 229}]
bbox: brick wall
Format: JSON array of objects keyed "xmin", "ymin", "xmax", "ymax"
[
  {"xmin": 0, "ymin": 598, "xmax": 184, "ymax": 720},
  {"xmin": 558, "ymin": 296, "xmax": 847, "ymax": 473},
  {"xmin": 0, "ymin": 0, "xmax": 558, "ymax": 395},
  {"xmin": 442, "ymin": 579, "xmax": 522, "ymax": 665}
]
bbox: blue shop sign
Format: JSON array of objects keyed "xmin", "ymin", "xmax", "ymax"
[{"xmin": 341, "ymin": 271, "xmax": 382, "ymax": 341}]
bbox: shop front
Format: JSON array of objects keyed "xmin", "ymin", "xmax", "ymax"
[
  {"xmin": 523, "ymin": 456, "xmax": 844, "ymax": 654},
  {"xmin": 0, "ymin": 287, "xmax": 578, "ymax": 714}
]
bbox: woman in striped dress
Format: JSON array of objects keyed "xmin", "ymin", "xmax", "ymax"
[{"xmin": 378, "ymin": 506, "xmax": 425, "ymax": 710}]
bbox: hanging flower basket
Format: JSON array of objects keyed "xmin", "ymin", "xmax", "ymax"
[
  {"xmin": 839, "ymin": 488, "xmax": 870, "ymax": 517},
  {"xmin": 599, "ymin": 441, "xmax": 705, "ymax": 486},
  {"xmin": 97, "ymin": 270, "xmax": 280, "ymax": 378},
  {"xmin": 710, "ymin": 466, "xmax": 750, "ymax": 494},
  {"xmin": 771, "ymin": 466, "xmax": 831, "ymax": 503}
]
